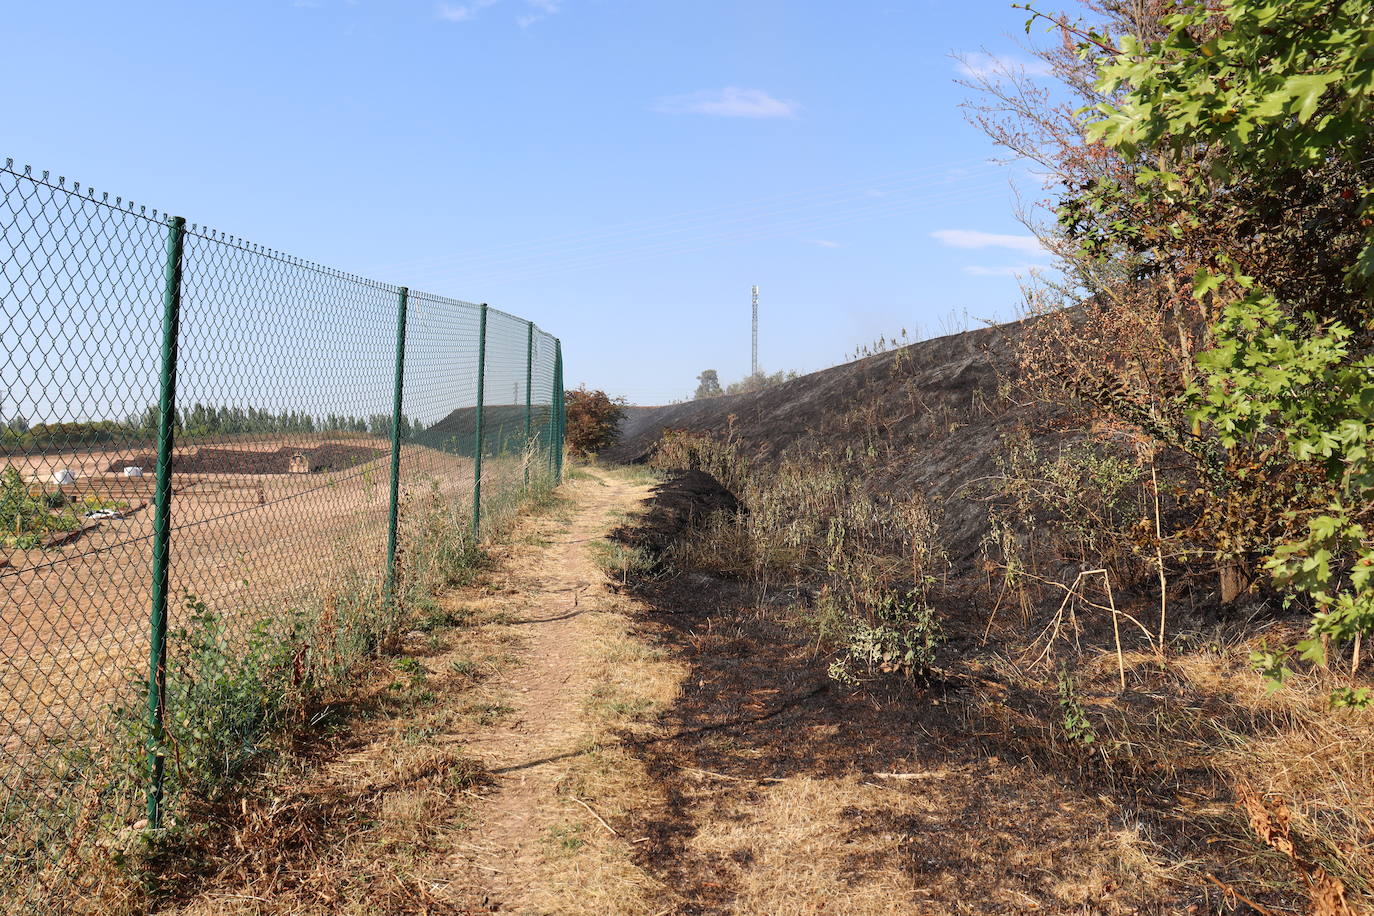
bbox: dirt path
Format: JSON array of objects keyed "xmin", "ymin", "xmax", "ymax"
[
  {"xmin": 442, "ymin": 466, "xmax": 678, "ymax": 913},
  {"xmin": 158, "ymin": 465, "xmax": 676, "ymax": 916}
]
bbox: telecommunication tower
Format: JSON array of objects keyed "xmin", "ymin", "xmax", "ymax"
[{"xmin": 751, "ymin": 285, "xmax": 759, "ymax": 377}]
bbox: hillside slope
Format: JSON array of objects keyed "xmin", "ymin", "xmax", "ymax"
[
  {"xmin": 606, "ymin": 317, "xmax": 1062, "ymax": 566},
  {"xmin": 603, "ymin": 321, "xmax": 1374, "ymax": 914}
]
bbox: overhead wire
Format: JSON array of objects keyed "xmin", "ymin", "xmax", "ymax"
[
  {"xmin": 369, "ymin": 161, "xmax": 1001, "ymax": 280},
  {"xmin": 440, "ymin": 179, "xmax": 1017, "ymax": 289}
]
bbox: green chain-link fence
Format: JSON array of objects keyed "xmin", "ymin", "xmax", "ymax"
[{"xmin": 0, "ymin": 159, "xmax": 565, "ymax": 897}]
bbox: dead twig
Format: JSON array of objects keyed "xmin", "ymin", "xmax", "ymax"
[
  {"xmin": 674, "ymin": 764, "xmax": 785, "ymax": 784},
  {"xmin": 568, "ymin": 795, "xmax": 619, "ymax": 837},
  {"xmin": 1150, "ymin": 459, "xmax": 1168, "ymax": 655},
  {"xmin": 1204, "ymin": 873, "xmax": 1285, "ymax": 916}
]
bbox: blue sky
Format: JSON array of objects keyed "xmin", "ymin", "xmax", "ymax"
[{"xmin": 2, "ymin": 0, "xmax": 1072, "ymax": 406}]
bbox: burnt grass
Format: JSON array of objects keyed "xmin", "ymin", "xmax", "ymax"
[{"xmin": 607, "ymin": 470, "xmax": 1288, "ymax": 915}]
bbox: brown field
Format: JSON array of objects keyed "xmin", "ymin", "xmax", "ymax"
[{"xmin": 0, "ymin": 436, "xmax": 495, "ymax": 751}]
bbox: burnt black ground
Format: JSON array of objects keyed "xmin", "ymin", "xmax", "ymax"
[{"xmin": 605, "ymin": 471, "xmax": 1264, "ymax": 915}]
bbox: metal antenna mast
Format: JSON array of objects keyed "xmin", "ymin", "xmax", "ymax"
[{"xmin": 751, "ymin": 285, "xmax": 759, "ymax": 377}]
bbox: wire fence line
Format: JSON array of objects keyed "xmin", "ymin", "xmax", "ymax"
[{"xmin": 0, "ymin": 159, "xmax": 565, "ymax": 893}]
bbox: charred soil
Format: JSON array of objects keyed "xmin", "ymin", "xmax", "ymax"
[
  {"xmin": 611, "ymin": 472, "xmax": 1200, "ymax": 914},
  {"xmin": 609, "ymin": 467, "xmax": 1370, "ymax": 914}
]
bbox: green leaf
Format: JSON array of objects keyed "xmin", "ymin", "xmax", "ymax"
[
  {"xmin": 1285, "ymin": 73, "xmax": 1339, "ymax": 124},
  {"xmin": 1192, "ymin": 268, "xmax": 1224, "ymax": 299}
]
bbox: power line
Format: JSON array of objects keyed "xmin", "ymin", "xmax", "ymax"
[
  {"xmin": 442, "ymin": 180, "xmax": 1013, "ymax": 289},
  {"xmin": 367, "ymin": 161, "xmax": 998, "ymax": 279}
]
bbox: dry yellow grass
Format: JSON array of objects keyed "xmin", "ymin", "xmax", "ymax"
[
  {"xmin": 88, "ymin": 460, "xmax": 1373, "ymax": 916},
  {"xmin": 684, "ymin": 775, "xmax": 919, "ymax": 916},
  {"xmin": 1173, "ymin": 638, "xmax": 1374, "ymax": 907},
  {"xmin": 986, "ymin": 617, "xmax": 1374, "ymax": 913}
]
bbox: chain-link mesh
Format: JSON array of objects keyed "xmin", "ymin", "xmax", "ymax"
[{"xmin": 0, "ymin": 160, "xmax": 564, "ymax": 899}]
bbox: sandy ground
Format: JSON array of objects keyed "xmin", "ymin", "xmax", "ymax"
[{"xmin": 0, "ymin": 439, "xmax": 493, "ymax": 750}]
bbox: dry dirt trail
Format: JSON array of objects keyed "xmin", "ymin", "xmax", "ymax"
[
  {"xmin": 162, "ymin": 465, "xmax": 677, "ymax": 916},
  {"xmin": 442, "ymin": 465, "xmax": 679, "ymax": 914}
]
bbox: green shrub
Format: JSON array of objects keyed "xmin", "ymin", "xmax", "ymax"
[
  {"xmin": 0, "ymin": 468, "xmax": 81, "ymax": 548},
  {"xmin": 161, "ymin": 593, "xmax": 297, "ymax": 795},
  {"xmin": 1056, "ymin": 667, "xmax": 1097, "ymax": 747},
  {"xmin": 827, "ymin": 591, "xmax": 943, "ymax": 686}
]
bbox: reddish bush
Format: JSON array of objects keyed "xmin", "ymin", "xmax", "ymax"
[{"xmin": 564, "ymin": 386, "xmax": 627, "ymax": 458}]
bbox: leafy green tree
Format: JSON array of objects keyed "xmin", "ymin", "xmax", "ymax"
[
  {"xmin": 1074, "ymin": 0, "xmax": 1374, "ymax": 699},
  {"xmin": 725, "ymin": 368, "xmax": 798, "ymax": 395},
  {"xmin": 694, "ymin": 370, "xmax": 723, "ymax": 400}
]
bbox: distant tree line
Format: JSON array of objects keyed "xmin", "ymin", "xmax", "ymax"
[
  {"xmin": 693, "ymin": 368, "xmax": 798, "ymax": 400},
  {"xmin": 0, "ymin": 404, "xmax": 427, "ymax": 452}
]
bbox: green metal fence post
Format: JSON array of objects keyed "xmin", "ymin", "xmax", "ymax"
[
  {"xmin": 472, "ymin": 303, "xmax": 488, "ymax": 538},
  {"xmin": 547, "ymin": 338, "xmax": 557, "ymax": 480},
  {"xmin": 554, "ymin": 339, "xmax": 564, "ymax": 482},
  {"xmin": 385, "ymin": 287, "xmax": 409, "ymax": 608},
  {"xmin": 524, "ymin": 321, "xmax": 533, "ymax": 487},
  {"xmin": 145, "ymin": 215, "xmax": 187, "ymax": 829}
]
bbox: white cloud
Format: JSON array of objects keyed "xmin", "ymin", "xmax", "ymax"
[
  {"xmin": 518, "ymin": 0, "xmax": 560, "ymax": 26},
  {"xmin": 440, "ymin": 0, "xmax": 561, "ymax": 26},
  {"xmin": 653, "ymin": 88, "xmax": 800, "ymax": 119},
  {"xmin": 963, "ymin": 264, "xmax": 1040, "ymax": 277},
  {"xmin": 437, "ymin": 0, "xmax": 500, "ymax": 22},
  {"xmin": 955, "ymin": 52, "xmax": 1052, "ymax": 79},
  {"xmin": 931, "ymin": 229, "xmax": 1046, "ymax": 256},
  {"xmin": 813, "ymin": 240, "xmax": 841, "ymax": 249}
]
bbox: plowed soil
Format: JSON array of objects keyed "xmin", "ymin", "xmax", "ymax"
[{"xmin": 111, "ymin": 443, "xmax": 384, "ymax": 475}]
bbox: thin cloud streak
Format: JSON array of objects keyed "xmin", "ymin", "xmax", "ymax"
[
  {"xmin": 437, "ymin": 0, "xmax": 495, "ymax": 22},
  {"xmin": 439, "ymin": 0, "xmax": 562, "ymax": 26},
  {"xmin": 653, "ymin": 87, "xmax": 800, "ymax": 119},
  {"xmin": 930, "ymin": 228, "xmax": 1046, "ymax": 255},
  {"xmin": 518, "ymin": 0, "xmax": 560, "ymax": 26},
  {"xmin": 963, "ymin": 263, "xmax": 1040, "ymax": 277},
  {"xmin": 955, "ymin": 52, "xmax": 1052, "ymax": 79}
]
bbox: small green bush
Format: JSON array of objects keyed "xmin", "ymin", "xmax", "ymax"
[
  {"xmin": 1056, "ymin": 667, "xmax": 1096, "ymax": 747},
  {"xmin": 0, "ymin": 468, "xmax": 81, "ymax": 548},
  {"xmin": 828, "ymin": 591, "xmax": 943, "ymax": 686}
]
